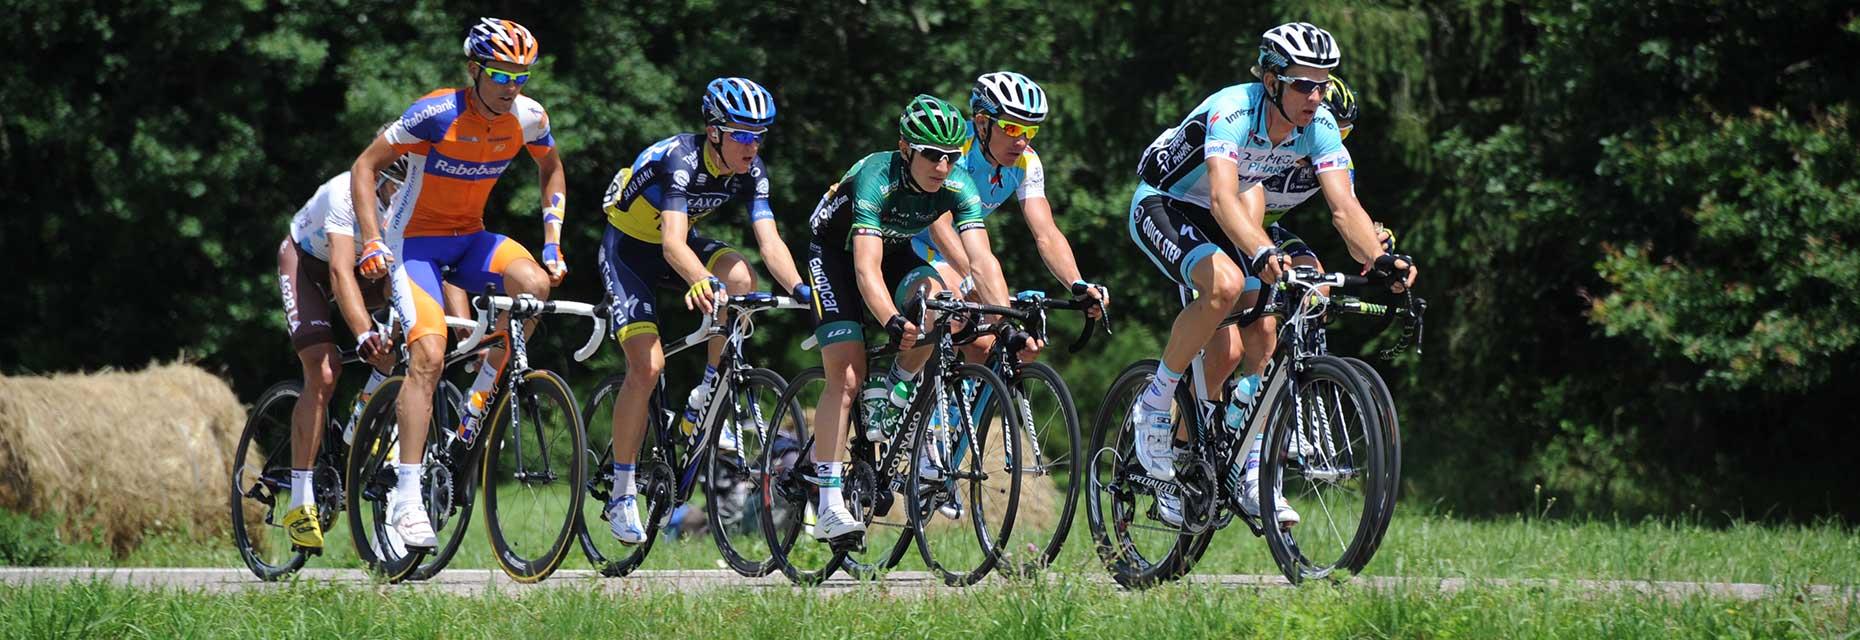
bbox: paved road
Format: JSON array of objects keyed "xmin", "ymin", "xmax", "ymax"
[{"xmin": 1, "ymin": 568, "xmax": 1851, "ymax": 602}]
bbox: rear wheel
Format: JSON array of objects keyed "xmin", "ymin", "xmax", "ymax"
[
  {"xmin": 229, "ymin": 381, "xmax": 319, "ymax": 581},
  {"xmin": 760, "ymin": 367, "xmax": 847, "ymax": 586},
  {"xmin": 707, "ymin": 367, "xmax": 792, "ymax": 577},
  {"xmin": 481, "ymin": 370, "xmax": 587, "ymax": 583},
  {"xmin": 344, "ymin": 377, "xmax": 424, "ymax": 583},
  {"xmin": 1083, "ymin": 361, "xmax": 1193, "ymax": 589}
]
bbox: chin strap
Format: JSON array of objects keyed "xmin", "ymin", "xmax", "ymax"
[
  {"xmin": 900, "ymin": 148, "xmax": 933, "ymax": 193},
  {"xmin": 471, "ymin": 77, "xmax": 509, "ymax": 117},
  {"xmin": 1264, "ymin": 74, "xmax": 1295, "ymax": 124}
]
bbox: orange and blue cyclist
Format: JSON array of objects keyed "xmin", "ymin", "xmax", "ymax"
[{"xmin": 347, "ymin": 17, "xmax": 567, "ymax": 550}]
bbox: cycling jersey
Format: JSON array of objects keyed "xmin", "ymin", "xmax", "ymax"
[
  {"xmin": 1135, "ymin": 83, "xmax": 1350, "ymax": 209},
  {"xmin": 909, "ymin": 131, "xmax": 1046, "ymax": 262},
  {"xmin": 809, "ymin": 151, "xmax": 986, "ymax": 250},
  {"xmin": 1261, "ymin": 157, "xmax": 1356, "ymax": 225},
  {"xmin": 381, "ymin": 88, "xmax": 555, "ymax": 238},
  {"xmin": 288, "ymin": 172, "xmax": 369, "ymax": 262},
  {"xmin": 602, "ymin": 133, "xmax": 773, "ymax": 243}
]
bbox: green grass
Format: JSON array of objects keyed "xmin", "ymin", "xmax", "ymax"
[{"xmin": 1, "ymin": 576, "xmax": 1852, "ymax": 639}]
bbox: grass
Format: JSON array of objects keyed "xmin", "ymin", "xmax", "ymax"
[{"xmin": 0, "ymin": 575, "xmax": 1852, "ymax": 639}]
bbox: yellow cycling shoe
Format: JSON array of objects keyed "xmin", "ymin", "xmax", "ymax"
[{"xmin": 282, "ymin": 504, "xmax": 325, "ymax": 554}]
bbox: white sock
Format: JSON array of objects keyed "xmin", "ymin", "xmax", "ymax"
[
  {"xmin": 289, "ymin": 469, "xmax": 314, "ymax": 509},
  {"xmin": 613, "ymin": 462, "xmax": 637, "ymax": 497},
  {"xmin": 815, "ymin": 461, "xmax": 844, "ymax": 511},
  {"xmin": 395, "ymin": 463, "xmax": 422, "ymax": 502},
  {"xmin": 361, "ymin": 368, "xmax": 388, "ymax": 397},
  {"xmin": 887, "ymin": 363, "xmax": 920, "ymax": 386},
  {"xmin": 1140, "ymin": 363, "xmax": 1184, "ymax": 412},
  {"xmin": 1243, "ymin": 433, "xmax": 1263, "ymax": 485}
]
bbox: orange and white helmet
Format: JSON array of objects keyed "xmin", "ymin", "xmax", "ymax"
[{"xmin": 462, "ymin": 17, "xmax": 538, "ymax": 66}]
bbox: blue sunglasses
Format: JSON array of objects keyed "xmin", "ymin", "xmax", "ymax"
[
  {"xmin": 718, "ymin": 126, "xmax": 767, "ymax": 145},
  {"xmin": 480, "ymin": 66, "xmax": 531, "ymax": 86}
]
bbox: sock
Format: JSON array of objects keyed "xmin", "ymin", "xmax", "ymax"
[
  {"xmin": 289, "ymin": 469, "xmax": 315, "ymax": 509},
  {"xmin": 361, "ymin": 368, "xmax": 388, "ymax": 397},
  {"xmin": 1140, "ymin": 363, "xmax": 1185, "ymax": 412},
  {"xmin": 814, "ymin": 461, "xmax": 844, "ymax": 511},
  {"xmin": 1243, "ymin": 433, "xmax": 1264, "ymax": 485},
  {"xmin": 886, "ymin": 363, "xmax": 920, "ymax": 386},
  {"xmin": 395, "ymin": 463, "xmax": 422, "ymax": 501},
  {"xmin": 613, "ymin": 462, "xmax": 637, "ymax": 497}
]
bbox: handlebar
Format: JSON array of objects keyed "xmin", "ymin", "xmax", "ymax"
[{"xmin": 459, "ymin": 291, "xmax": 609, "ymax": 362}]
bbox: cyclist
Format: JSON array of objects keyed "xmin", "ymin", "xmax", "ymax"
[
  {"xmin": 912, "ymin": 71, "xmax": 1109, "ymax": 359},
  {"xmin": 802, "ymin": 94, "xmax": 986, "ymax": 544},
  {"xmin": 273, "ymin": 153, "xmax": 410, "ymax": 552},
  {"xmin": 348, "ymin": 17, "xmax": 568, "ymax": 550},
  {"xmin": 1124, "ymin": 23, "xmax": 1416, "ymax": 527},
  {"xmin": 596, "ymin": 77, "xmax": 808, "ymax": 544}
]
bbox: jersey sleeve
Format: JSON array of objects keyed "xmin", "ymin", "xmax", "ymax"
[
  {"xmin": 321, "ymin": 173, "xmax": 358, "ymax": 240},
  {"xmin": 1202, "ymin": 93, "xmax": 1249, "ymax": 165},
  {"xmin": 384, "ymin": 90, "xmax": 455, "ymax": 154},
  {"xmin": 656, "ymin": 141, "xmax": 699, "ymax": 215},
  {"xmin": 1307, "ymin": 110, "xmax": 1353, "ymax": 175},
  {"xmin": 848, "ymin": 155, "xmax": 887, "ymax": 236},
  {"xmin": 946, "ymin": 175, "xmax": 988, "ymax": 232},
  {"xmin": 514, "ymin": 96, "xmax": 556, "ymax": 158},
  {"xmin": 746, "ymin": 158, "xmax": 774, "ymax": 223},
  {"xmin": 1015, "ymin": 150, "xmax": 1047, "ymax": 202}
]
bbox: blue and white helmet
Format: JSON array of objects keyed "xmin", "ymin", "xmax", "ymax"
[
  {"xmin": 971, "ymin": 71, "xmax": 1048, "ymax": 124},
  {"xmin": 702, "ymin": 77, "xmax": 777, "ymax": 128}
]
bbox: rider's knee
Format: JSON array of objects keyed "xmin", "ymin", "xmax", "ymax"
[
  {"xmin": 507, "ymin": 261, "xmax": 551, "ymax": 298},
  {"xmin": 1201, "ymin": 260, "xmax": 1245, "ymax": 308},
  {"xmin": 405, "ymin": 338, "xmax": 444, "ymax": 378}
]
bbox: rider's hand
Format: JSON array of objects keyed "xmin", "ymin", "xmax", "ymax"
[
  {"xmin": 1005, "ymin": 329, "xmax": 1044, "ymax": 361},
  {"xmin": 1365, "ymin": 253, "xmax": 1419, "ymax": 294},
  {"xmin": 791, "ymin": 282, "xmax": 813, "ymax": 303},
  {"xmin": 356, "ymin": 330, "xmax": 395, "ymax": 370},
  {"xmin": 685, "ymin": 275, "xmax": 726, "ymax": 315},
  {"xmin": 1251, "ymin": 247, "xmax": 1291, "ymax": 285},
  {"xmin": 359, "ymin": 238, "xmax": 394, "ymax": 280},
  {"xmin": 886, "ymin": 313, "xmax": 920, "ymax": 350},
  {"xmin": 1070, "ymin": 280, "xmax": 1110, "ymax": 319},
  {"xmin": 1375, "ymin": 223, "xmax": 1397, "ymax": 253},
  {"xmin": 541, "ymin": 242, "xmax": 567, "ymax": 286}
]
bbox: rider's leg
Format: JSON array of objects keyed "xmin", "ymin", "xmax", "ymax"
[
  {"xmin": 293, "ymin": 343, "xmax": 341, "ymax": 479},
  {"xmin": 705, "ymin": 250, "xmax": 756, "ymax": 367},
  {"xmin": 1147, "ymin": 253, "xmax": 1245, "ymax": 408},
  {"xmin": 814, "ymin": 340, "xmax": 868, "ymax": 538},
  {"xmin": 612, "ymin": 334, "xmax": 664, "ymax": 469}
]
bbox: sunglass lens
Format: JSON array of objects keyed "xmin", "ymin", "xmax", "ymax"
[{"xmin": 728, "ymin": 131, "xmax": 764, "ymax": 145}]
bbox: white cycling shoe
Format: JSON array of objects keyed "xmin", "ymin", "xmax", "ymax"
[
  {"xmin": 1240, "ymin": 479, "xmax": 1302, "ymax": 526},
  {"xmin": 1154, "ymin": 490, "xmax": 1184, "ymax": 527},
  {"xmin": 606, "ymin": 494, "xmax": 648, "ymax": 545},
  {"xmin": 813, "ymin": 502, "xmax": 865, "ymax": 542},
  {"xmin": 387, "ymin": 494, "xmax": 437, "ymax": 551},
  {"xmin": 1129, "ymin": 403, "xmax": 1177, "ymax": 481}
]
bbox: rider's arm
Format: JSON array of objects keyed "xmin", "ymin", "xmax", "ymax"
[
  {"xmin": 533, "ymin": 147, "xmax": 567, "ymax": 248},
  {"xmin": 660, "ymin": 211, "xmax": 712, "ymax": 285},
  {"xmin": 1020, "ymin": 197, "xmax": 1086, "ymax": 286},
  {"xmin": 852, "ymin": 233, "xmax": 902, "ymax": 322},
  {"xmin": 327, "ymin": 233, "xmax": 376, "ymax": 343},
  {"xmin": 959, "ymin": 227, "xmax": 1011, "ymax": 306},
  {"xmin": 348, "ymin": 136, "xmax": 400, "ymax": 245},
  {"xmin": 750, "ymin": 217, "xmax": 807, "ymax": 295},
  {"xmin": 1206, "ymin": 158, "xmax": 1277, "ymax": 263},
  {"xmin": 928, "ymin": 213, "xmax": 974, "ymax": 279},
  {"xmin": 1317, "ymin": 170, "xmax": 1384, "ymax": 264}
]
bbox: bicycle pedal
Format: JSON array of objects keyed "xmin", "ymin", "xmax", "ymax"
[
  {"xmin": 827, "ymin": 532, "xmax": 866, "ymax": 553},
  {"xmin": 292, "ymin": 544, "xmax": 324, "ymax": 557}
]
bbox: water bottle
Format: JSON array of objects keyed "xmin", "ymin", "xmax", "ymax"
[
  {"xmin": 1222, "ymin": 374, "xmax": 1262, "ymax": 431},
  {"xmin": 678, "ymin": 382, "xmax": 712, "ymax": 438}
]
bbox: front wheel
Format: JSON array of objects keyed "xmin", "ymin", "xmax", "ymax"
[
  {"xmin": 481, "ymin": 369, "xmax": 587, "ymax": 583},
  {"xmin": 908, "ymin": 362, "xmax": 1023, "ymax": 586},
  {"xmin": 1260, "ymin": 356, "xmax": 1390, "ymax": 583},
  {"xmin": 998, "ymin": 362, "xmax": 1082, "ymax": 573}
]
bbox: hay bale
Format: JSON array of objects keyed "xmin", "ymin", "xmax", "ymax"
[{"xmin": 0, "ymin": 361, "xmax": 244, "ymax": 555}]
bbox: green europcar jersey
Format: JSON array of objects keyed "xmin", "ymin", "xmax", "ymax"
[{"xmin": 808, "ymin": 151, "xmax": 986, "ymax": 249}]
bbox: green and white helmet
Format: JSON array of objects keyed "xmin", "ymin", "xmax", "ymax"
[{"xmin": 898, "ymin": 94, "xmax": 970, "ymax": 149}]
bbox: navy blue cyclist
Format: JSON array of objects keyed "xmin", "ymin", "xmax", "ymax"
[{"xmin": 595, "ymin": 77, "xmax": 810, "ymax": 545}]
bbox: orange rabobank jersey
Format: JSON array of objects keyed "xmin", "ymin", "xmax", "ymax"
[{"xmin": 382, "ymin": 88, "xmax": 554, "ymax": 238}]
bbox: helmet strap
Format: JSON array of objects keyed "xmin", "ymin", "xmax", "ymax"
[
  {"xmin": 976, "ymin": 118, "xmax": 1003, "ymax": 168},
  {"xmin": 900, "ymin": 148, "xmax": 932, "ymax": 193},
  {"xmin": 1263, "ymin": 70, "xmax": 1296, "ymax": 127},
  {"xmin": 468, "ymin": 61, "xmax": 510, "ymax": 118}
]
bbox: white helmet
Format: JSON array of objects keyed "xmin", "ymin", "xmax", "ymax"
[
  {"xmin": 1258, "ymin": 22, "xmax": 1340, "ymax": 73},
  {"xmin": 971, "ymin": 71, "xmax": 1049, "ymax": 124}
]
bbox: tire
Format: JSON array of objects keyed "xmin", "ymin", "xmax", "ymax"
[
  {"xmin": 759, "ymin": 367, "xmax": 848, "ymax": 586},
  {"xmin": 230, "ymin": 381, "xmax": 317, "ymax": 581},
  {"xmin": 481, "ymin": 369, "xmax": 587, "ymax": 583},
  {"xmin": 838, "ymin": 371, "xmax": 918, "ymax": 581},
  {"xmin": 908, "ymin": 362, "xmax": 1023, "ymax": 586},
  {"xmin": 1260, "ymin": 356, "xmax": 1389, "ymax": 583},
  {"xmin": 998, "ymin": 362, "xmax": 1083, "ymax": 573},
  {"xmin": 706, "ymin": 367, "xmax": 791, "ymax": 578},
  {"xmin": 1083, "ymin": 360, "xmax": 1193, "ymax": 589},
  {"xmin": 343, "ymin": 377, "xmax": 425, "ymax": 583},
  {"xmin": 1341, "ymin": 357, "xmax": 1402, "ymax": 563}
]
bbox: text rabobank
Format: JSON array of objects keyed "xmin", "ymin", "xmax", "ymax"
[{"xmin": 425, "ymin": 152, "xmax": 511, "ymax": 181}]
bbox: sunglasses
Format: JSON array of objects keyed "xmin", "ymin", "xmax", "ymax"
[
  {"xmin": 717, "ymin": 126, "xmax": 767, "ymax": 145},
  {"xmin": 992, "ymin": 117, "xmax": 1040, "ymax": 140},
  {"xmin": 479, "ymin": 65, "xmax": 531, "ymax": 86},
  {"xmin": 908, "ymin": 144, "xmax": 962, "ymax": 165},
  {"xmin": 1277, "ymin": 74, "xmax": 1331, "ymax": 95}
]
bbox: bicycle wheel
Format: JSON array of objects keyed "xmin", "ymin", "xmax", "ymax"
[
  {"xmin": 1083, "ymin": 360, "xmax": 1193, "ymax": 589},
  {"xmin": 231, "ymin": 381, "xmax": 315, "ymax": 580},
  {"xmin": 908, "ymin": 362, "xmax": 1023, "ymax": 586},
  {"xmin": 1341, "ymin": 357, "xmax": 1402, "ymax": 562},
  {"xmin": 576, "ymin": 374, "xmax": 673, "ymax": 577},
  {"xmin": 839, "ymin": 374, "xmax": 918, "ymax": 580},
  {"xmin": 760, "ymin": 367, "xmax": 846, "ymax": 585},
  {"xmin": 403, "ymin": 380, "xmax": 471, "ymax": 581},
  {"xmin": 481, "ymin": 369, "xmax": 587, "ymax": 583},
  {"xmin": 344, "ymin": 376, "xmax": 424, "ymax": 582},
  {"xmin": 1260, "ymin": 355, "xmax": 1389, "ymax": 583},
  {"xmin": 996, "ymin": 362, "xmax": 1082, "ymax": 573},
  {"xmin": 707, "ymin": 367, "xmax": 791, "ymax": 578}
]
